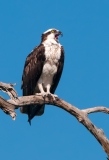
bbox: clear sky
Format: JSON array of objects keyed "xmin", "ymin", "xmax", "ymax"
[{"xmin": 0, "ymin": 0, "xmax": 109, "ymax": 159}]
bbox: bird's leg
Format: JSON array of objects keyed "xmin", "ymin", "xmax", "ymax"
[
  {"xmin": 36, "ymin": 83, "xmax": 58, "ymax": 101},
  {"xmin": 46, "ymin": 84, "xmax": 51, "ymax": 94},
  {"xmin": 36, "ymin": 83, "xmax": 47, "ymax": 98},
  {"xmin": 46, "ymin": 84, "xmax": 58, "ymax": 100}
]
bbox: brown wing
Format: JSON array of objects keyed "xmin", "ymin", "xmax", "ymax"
[
  {"xmin": 51, "ymin": 46, "xmax": 64, "ymax": 93},
  {"xmin": 21, "ymin": 44, "xmax": 45, "ymax": 94},
  {"xmin": 20, "ymin": 44, "xmax": 45, "ymax": 122}
]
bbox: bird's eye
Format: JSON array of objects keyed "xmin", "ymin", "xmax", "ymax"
[{"xmin": 51, "ymin": 30, "xmax": 55, "ymax": 33}]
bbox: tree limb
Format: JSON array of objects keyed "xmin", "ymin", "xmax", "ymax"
[
  {"xmin": 82, "ymin": 107, "xmax": 109, "ymax": 114},
  {"xmin": 0, "ymin": 82, "xmax": 18, "ymax": 99},
  {"xmin": 0, "ymin": 82, "xmax": 109, "ymax": 158}
]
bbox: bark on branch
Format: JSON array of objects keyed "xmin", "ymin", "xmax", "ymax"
[
  {"xmin": 0, "ymin": 82, "xmax": 18, "ymax": 99},
  {"xmin": 0, "ymin": 82, "xmax": 109, "ymax": 158}
]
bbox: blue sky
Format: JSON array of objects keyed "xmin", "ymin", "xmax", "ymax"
[{"xmin": 0, "ymin": 0, "xmax": 109, "ymax": 159}]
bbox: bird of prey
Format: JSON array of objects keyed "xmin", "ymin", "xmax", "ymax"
[{"xmin": 20, "ymin": 28, "xmax": 65, "ymax": 124}]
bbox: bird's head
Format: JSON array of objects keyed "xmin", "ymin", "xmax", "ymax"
[{"xmin": 41, "ymin": 28, "xmax": 63, "ymax": 43}]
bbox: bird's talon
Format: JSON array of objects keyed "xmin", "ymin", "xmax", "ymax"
[
  {"xmin": 43, "ymin": 95, "xmax": 46, "ymax": 99},
  {"xmin": 47, "ymin": 94, "xmax": 51, "ymax": 98}
]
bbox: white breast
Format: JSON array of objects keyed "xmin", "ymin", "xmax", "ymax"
[
  {"xmin": 37, "ymin": 41, "xmax": 62, "ymax": 88},
  {"xmin": 43, "ymin": 43, "xmax": 61, "ymax": 73},
  {"xmin": 45, "ymin": 43, "xmax": 61, "ymax": 63}
]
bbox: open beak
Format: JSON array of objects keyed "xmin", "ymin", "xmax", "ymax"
[
  {"xmin": 55, "ymin": 31, "xmax": 63, "ymax": 40},
  {"xmin": 58, "ymin": 31, "xmax": 63, "ymax": 36}
]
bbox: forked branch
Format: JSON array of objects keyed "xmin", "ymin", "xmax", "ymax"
[{"xmin": 0, "ymin": 82, "xmax": 109, "ymax": 158}]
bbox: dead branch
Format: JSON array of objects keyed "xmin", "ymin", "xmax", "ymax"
[
  {"xmin": 82, "ymin": 107, "xmax": 109, "ymax": 114},
  {"xmin": 0, "ymin": 82, "xmax": 18, "ymax": 99},
  {"xmin": 0, "ymin": 82, "xmax": 109, "ymax": 158}
]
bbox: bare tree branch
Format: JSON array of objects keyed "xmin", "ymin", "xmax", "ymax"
[
  {"xmin": 0, "ymin": 82, "xmax": 109, "ymax": 158},
  {"xmin": 82, "ymin": 107, "xmax": 109, "ymax": 114},
  {"xmin": 0, "ymin": 82, "xmax": 18, "ymax": 99},
  {"xmin": 0, "ymin": 96, "xmax": 17, "ymax": 120}
]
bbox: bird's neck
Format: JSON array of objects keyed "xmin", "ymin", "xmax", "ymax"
[{"xmin": 42, "ymin": 38, "xmax": 61, "ymax": 46}]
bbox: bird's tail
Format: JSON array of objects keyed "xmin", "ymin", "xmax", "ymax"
[
  {"xmin": 27, "ymin": 104, "xmax": 45, "ymax": 125},
  {"xmin": 20, "ymin": 104, "xmax": 45, "ymax": 125}
]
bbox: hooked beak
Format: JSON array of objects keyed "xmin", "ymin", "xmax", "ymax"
[
  {"xmin": 58, "ymin": 31, "xmax": 63, "ymax": 36},
  {"xmin": 55, "ymin": 30, "xmax": 63, "ymax": 41}
]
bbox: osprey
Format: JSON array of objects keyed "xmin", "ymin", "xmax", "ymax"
[{"xmin": 20, "ymin": 28, "xmax": 64, "ymax": 124}]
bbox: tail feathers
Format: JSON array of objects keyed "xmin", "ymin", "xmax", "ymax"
[
  {"xmin": 28, "ymin": 104, "xmax": 45, "ymax": 125},
  {"xmin": 28, "ymin": 119, "xmax": 31, "ymax": 126}
]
